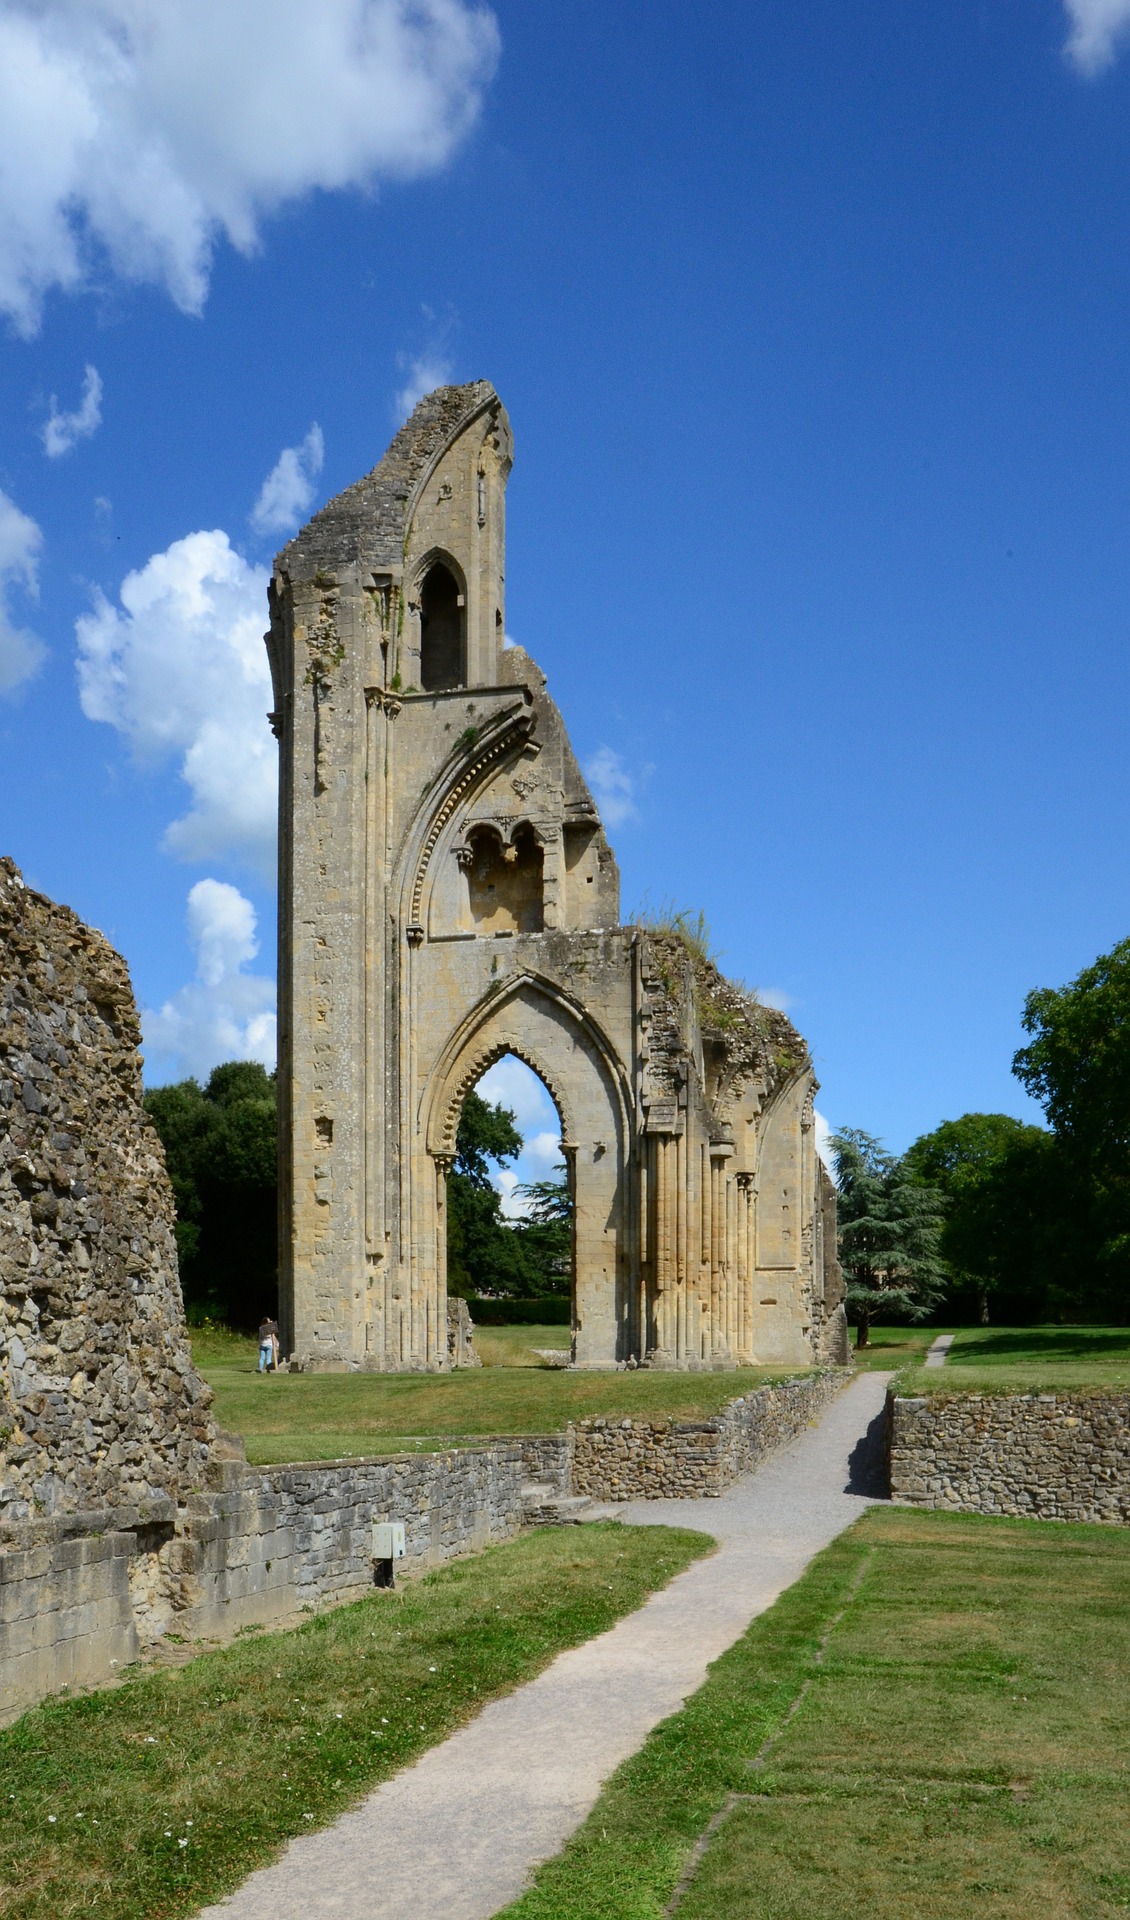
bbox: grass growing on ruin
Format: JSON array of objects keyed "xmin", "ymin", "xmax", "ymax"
[
  {"xmin": 190, "ymin": 1330, "xmax": 815, "ymax": 1466},
  {"xmin": 497, "ymin": 1505, "xmax": 1130, "ymax": 1920},
  {"xmin": 895, "ymin": 1324, "xmax": 1130, "ymax": 1397},
  {"xmin": 0, "ymin": 1521, "xmax": 710, "ymax": 1920}
]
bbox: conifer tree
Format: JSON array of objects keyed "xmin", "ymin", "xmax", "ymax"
[{"xmin": 831, "ymin": 1128, "xmax": 947, "ymax": 1348}]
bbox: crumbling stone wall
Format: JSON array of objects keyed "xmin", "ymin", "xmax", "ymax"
[
  {"xmin": 888, "ymin": 1389, "xmax": 1130, "ymax": 1523},
  {"xmin": 0, "ymin": 858, "xmax": 217, "ymax": 1521}
]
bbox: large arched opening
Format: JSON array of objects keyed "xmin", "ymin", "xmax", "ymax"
[
  {"xmin": 445, "ymin": 1054, "xmax": 573, "ymax": 1351},
  {"xmin": 424, "ymin": 974, "xmax": 634, "ymax": 1366}
]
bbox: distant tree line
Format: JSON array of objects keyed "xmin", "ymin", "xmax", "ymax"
[
  {"xmin": 145, "ymin": 1070, "xmax": 571, "ymax": 1329},
  {"xmin": 833, "ymin": 933, "xmax": 1130, "ymax": 1337}
]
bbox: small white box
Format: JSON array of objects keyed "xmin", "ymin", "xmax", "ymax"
[{"xmin": 372, "ymin": 1522, "xmax": 406, "ymax": 1560}]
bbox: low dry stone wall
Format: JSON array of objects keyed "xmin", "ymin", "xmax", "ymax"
[
  {"xmin": 0, "ymin": 1436, "xmax": 569, "ymax": 1723},
  {"xmin": 571, "ymin": 1370, "xmax": 849, "ymax": 1501},
  {"xmin": 1, "ymin": 1379, "xmax": 851, "ymax": 1722},
  {"xmin": 888, "ymin": 1390, "xmax": 1130, "ymax": 1523}
]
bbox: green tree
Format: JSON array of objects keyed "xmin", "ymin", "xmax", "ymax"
[
  {"xmin": 145, "ymin": 1061, "xmax": 277, "ymax": 1328},
  {"xmin": 831, "ymin": 1128, "xmax": 947, "ymax": 1348},
  {"xmin": 512, "ymin": 1172, "xmax": 573, "ymax": 1290},
  {"xmin": 1014, "ymin": 937, "xmax": 1130, "ymax": 1308},
  {"xmin": 904, "ymin": 1113, "xmax": 1053, "ymax": 1324},
  {"xmin": 445, "ymin": 1091, "xmax": 574, "ymax": 1299}
]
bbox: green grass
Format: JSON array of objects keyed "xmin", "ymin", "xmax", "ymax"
[
  {"xmin": 191, "ymin": 1332, "xmax": 815, "ymax": 1466},
  {"xmin": 0, "ymin": 1522, "xmax": 710, "ymax": 1920},
  {"xmin": 472, "ymin": 1324, "xmax": 571, "ymax": 1367},
  {"xmin": 497, "ymin": 1504, "xmax": 1130, "ymax": 1920},
  {"xmin": 846, "ymin": 1324, "xmax": 948, "ymax": 1370},
  {"xmin": 896, "ymin": 1324, "xmax": 1130, "ymax": 1397}
]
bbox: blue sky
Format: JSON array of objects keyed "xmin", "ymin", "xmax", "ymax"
[{"xmin": 3, "ymin": 0, "xmax": 1130, "ymax": 1195}]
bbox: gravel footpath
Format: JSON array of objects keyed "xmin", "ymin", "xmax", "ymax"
[{"xmin": 197, "ymin": 1371, "xmax": 891, "ymax": 1920}]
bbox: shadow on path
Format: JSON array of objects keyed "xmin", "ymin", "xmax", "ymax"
[{"xmin": 844, "ymin": 1405, "xmax": 890, "ymax": 1499}]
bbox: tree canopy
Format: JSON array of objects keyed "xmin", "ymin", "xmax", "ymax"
[
  {"xmin": 831, "ymin": 1127, "xmax": 947, "ymax": 1346},
  {"xmin": 903, "ymin": 1112, "xmax": 1055, "ymax": 1323},
  {"xmin": 145, "ymin": 1061, "xmax": 277, "ymax": 1329},
  {"xmin": 1013, "ymin": 937, "xmax": 1130, "ymax": 1306},
  {"xmin": 445, "ymin": 1089, "xmax": 573, "ymax": 1300}
]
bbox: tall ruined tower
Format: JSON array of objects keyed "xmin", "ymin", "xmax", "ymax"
[{"xmin": 268, "ymin": 383, "xmax": 846, "ymax": 1373}]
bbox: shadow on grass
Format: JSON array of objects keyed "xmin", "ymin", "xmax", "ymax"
[{"xmin": 955, "ymin": 1327, "xmax": 1130, "ymax": 1363}]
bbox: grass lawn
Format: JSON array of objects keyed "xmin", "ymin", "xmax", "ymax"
[
  {"xmin": 896, "ymin": 1324, "xmax": 1130, "ymax": 1397},
  {"xmin": 0, "ymin": 1521, "xmax": 710, "ymax": 1920},
  {"xmin": 472, "ymin": 1324, "xmax": 571, "ymax": 1367},
  {"xmin": 846, "ymin": 1324, "xmax": 948, "ymax": 1371},
  {"xmin": 190, "ymin": 1329, "xmax": 815, "ymax": 1466},
  {"xmin": 498, "ymin": 1504, "xmax": 1130, "ymax": 1920}
]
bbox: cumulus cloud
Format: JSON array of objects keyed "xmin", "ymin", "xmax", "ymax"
[
  {"xmin": 757, "ymin": 986, "xmax": 794, "ymax": 1013},
  {"xmin": 1064, "ymin": 0, "xmax": 1130, "ymax": 71},
  {"xmin": 142, "ymin": 878, "xmax": 276, "ymax": 1082},
  {"xmin": 0, "ymin": 0, "xmax": 501, "ymax": 336},
  {"xmin": 75, "ymin": 528, "xmax": 276, "ymax": 872},
  {"xmin": 0, "ymin": 487, "xmax": 45, "ymax": 694},
  {"xmin": 250, "ymin": 424, "xmax": 324, "ymax": 538},
  {"xmin": 814, "ymin": 1109, "xmax": 835, "ymax": 1175},
  {"xmin": 584, "ymin": 746, "xmax": 639, "ymax": 829},
  {"xmin": 476, "ymin": 1056, "xmax": 559, "ymax": 1135},
  {"xmin": 41, "ymin": 363, "xmax": 102, "ymax": 457},
  {"xmin": 474, "ymin": 1055, "xmax": 565, "ymax": 1217},
  {"xmin": 394, "ymin": 351, "xmax": 454, "ymax": 420}
]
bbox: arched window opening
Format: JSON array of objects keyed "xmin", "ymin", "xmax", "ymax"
[
  {"xmin": 445, "ymin": 1054, "xmax": 573, "ymax": 1331},
  {"xmin": 466, "ymin": 822, "xmax": 544, "ymax": 932},
  {"xmin": 420, "ymin": 561, "xmax": 464, "ymax": 691}
]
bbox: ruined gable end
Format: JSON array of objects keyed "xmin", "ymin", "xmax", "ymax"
[{"xmin": 270, "ymin": 384, "xmax": 846, "ymax": 1374}]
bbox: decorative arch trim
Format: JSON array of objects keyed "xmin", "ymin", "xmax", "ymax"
[
  {"xmin": 423, "ymin": 969, "xmax": 632, "ymax": 1158},
  {"xmin": 403, "ymin": 705, "xmax": 536, "ymax": 930},
  {"xmin": 409, "ymin": 546, "xmax": 468, "ymax": 604}
]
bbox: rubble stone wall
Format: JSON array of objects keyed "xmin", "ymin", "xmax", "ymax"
[
  {"xmin": 1, "ymin": 1381, "xmax": 851, "ymax": 1723},
  {"xmin": 0, "ymin": 1436, "xmax": 568, "ymax": 1722},
  {"xmin": 570, "ymin": 1370, "xmax": 849, "ymax": 1501},
  {"xmin": 0, "ymin": 858, "xmax": 217, "ymax": 1521},
  {"xmin": 888, "ymin": 1390, "xmax": 1130, "ymax": 1523}
]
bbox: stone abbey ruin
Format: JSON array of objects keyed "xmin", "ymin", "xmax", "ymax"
[{"xmin": 268, "ymin": 381, "xmax": 847, "ymax": 1373}]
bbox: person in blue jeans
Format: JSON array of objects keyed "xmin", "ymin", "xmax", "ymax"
[{"xmin": 258, "ymin": 1314, "xmax": 279, "ymax": 1372}]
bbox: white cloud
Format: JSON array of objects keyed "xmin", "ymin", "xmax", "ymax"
[
  {"xmin": 476, "ymin": 1056, "xmax": 559, "ymax": 1136},
  {"xmin": 584, "ymin": 746, "xmax": 639, "ymax": 829},
  {"xmin": 250, "ymin": 424, "xmax": 324, "ymax": 538},
  {"xmin": 142, "ymin": 878, "xmax": 276, "ymax": 1082},
  {"xmin": 814, "ymin": 1109, "xmax": 834, "ymax": 1175},
  {"xmin": 0, "ymin": 1, "xmax": 501, "ymax": 336},
  {"xmin": 394, "ymin": 351, "xmax": 453, "ymax": 420},
  {"xmin": 0, "ymin": 487, "xmax": 45, "ymax": 694},
  {"xmin": 757, "ymin": 986, "xmax": 794, "ymax": 1013},
  {"xmin": 1064, "ymin": 0, "xmax": 1130, "ymax": 72},
  {"xmin": 41, "ymin": 363, "xmax": 102, "ymax": 457},
  {"xmin": 473, "ymin": 1056, "xmax": 565, "ymax": 1217},
  {"xmin": 75, "ymin": 528, "xmax": 276, "ymax": 872}
]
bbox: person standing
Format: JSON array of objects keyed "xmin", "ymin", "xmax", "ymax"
[{"xmin": 258, "ymin": 1314, "xmax": 280, "ymax": 1372}]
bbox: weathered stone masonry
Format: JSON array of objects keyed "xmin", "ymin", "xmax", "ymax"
[
  {"xmin": 888, "ymin": 1390, "xmax": 1130, "ymax": 1523},
  {"xmin": 0, "ymin": 858, "xmax": 217, "ymax": 1522},
  {"xmin": 268, "ymin": 381, "xmax": 849, "ymax": 1375},
  {"xmin": 571, "ymin": 1370, "xmax": 847, "ymax": 1501},
  {"xmin": 2, "ymin": 1379, "xmax": 846, "ymax": 1724}
]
